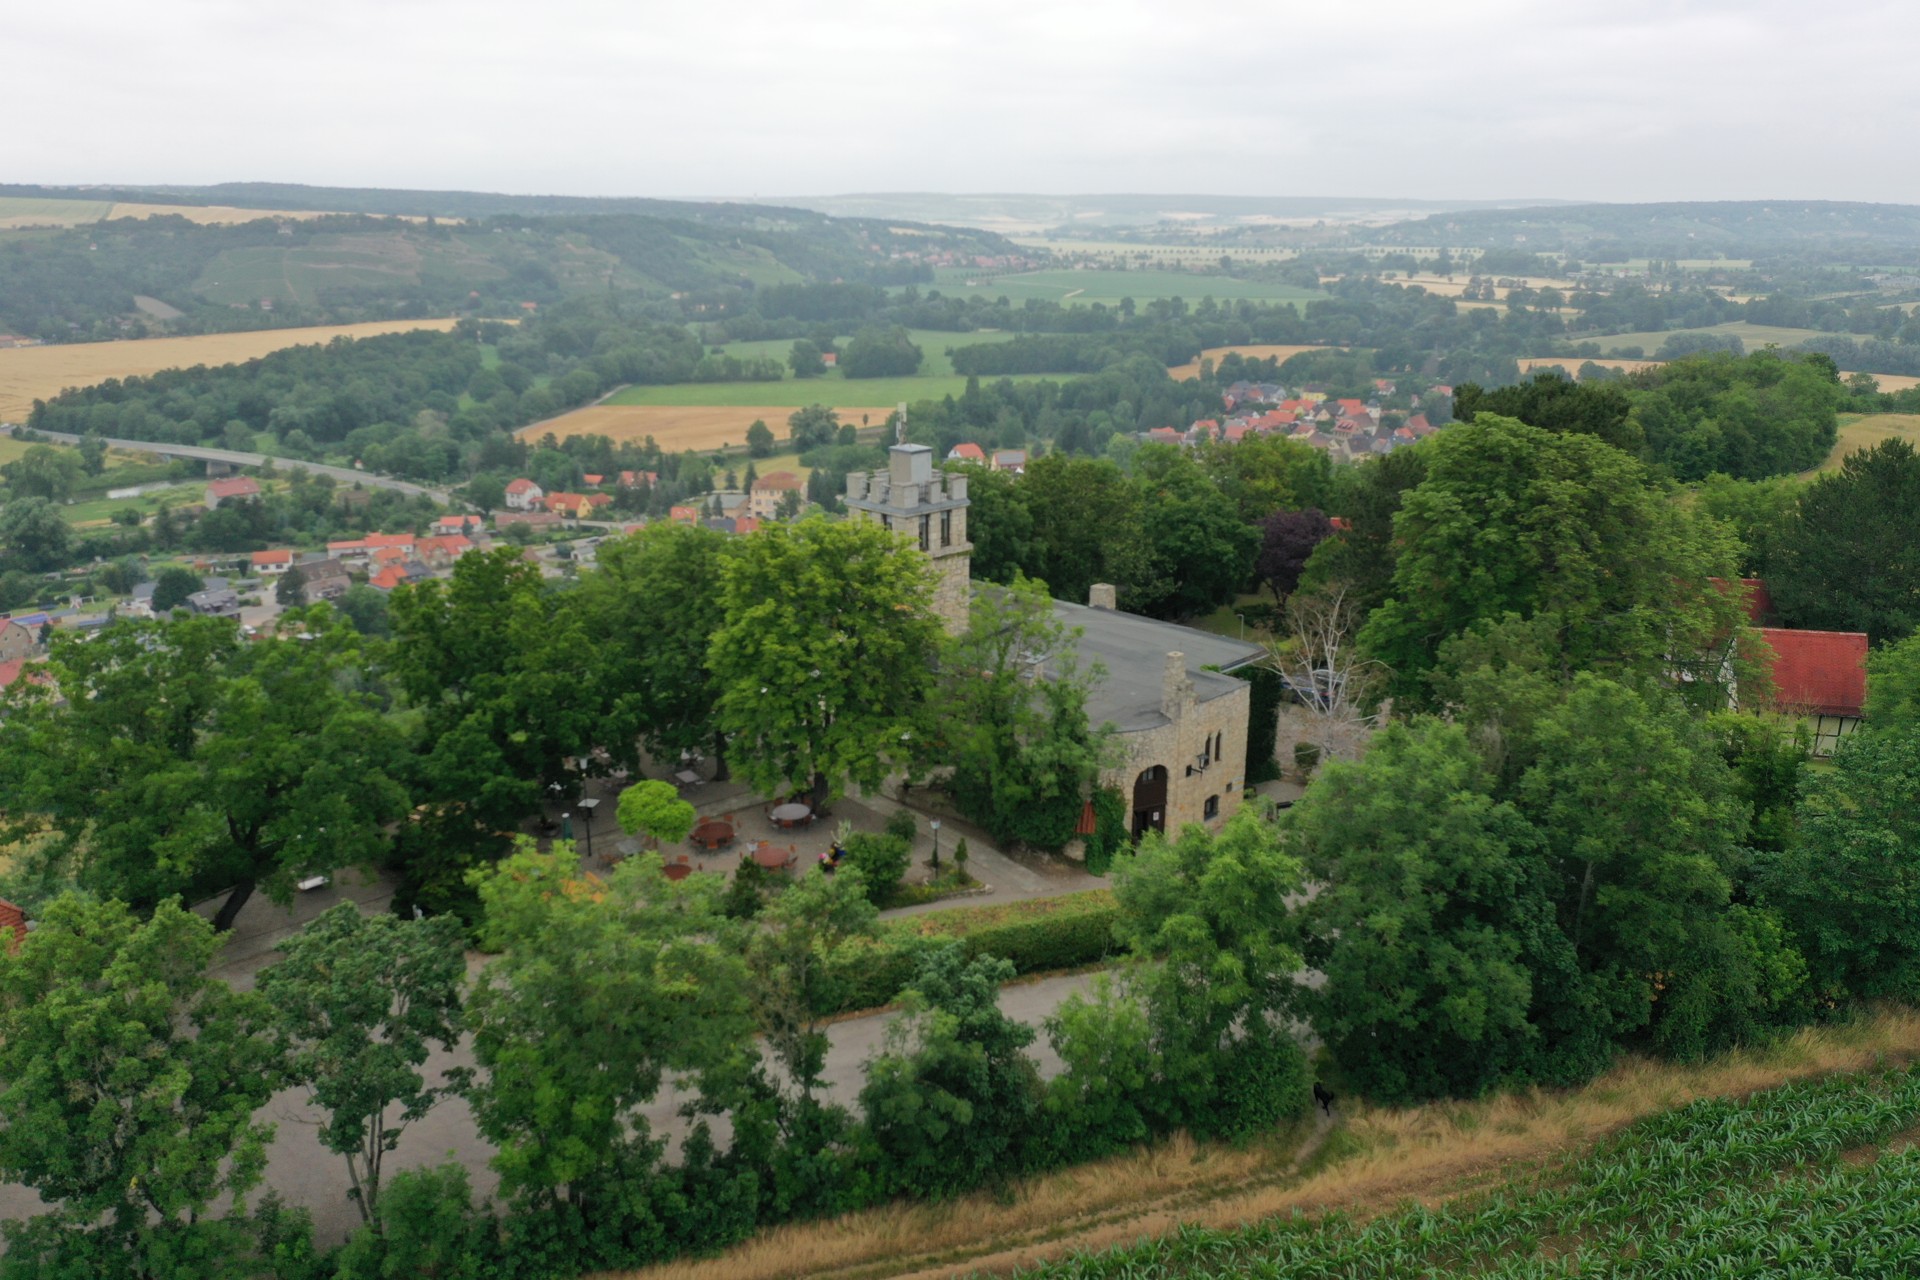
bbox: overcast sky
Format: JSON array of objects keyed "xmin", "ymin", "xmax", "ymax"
[{"xmin": 13, "ymin": 0, "xmax": 1919, "ymax": 203}]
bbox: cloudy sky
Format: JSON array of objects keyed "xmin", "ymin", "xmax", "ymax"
[{"xmin": 14, "ymin": 0, "xmax": 1917, "ymax": 203}]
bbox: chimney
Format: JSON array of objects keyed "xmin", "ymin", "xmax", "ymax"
[
  {"xmin": 1088, "ymin": 583, "xmax": 1116, "ymax": 610},
  {"xmin": 948, "ymin": 473, "xmax": 968, "ymax": 502},
  {"xmin": 1161, "ymin": 651, "xmax": 1192, "ymax": 721},
  {"xmin": 889, "ymin": 443, "xmax": 933, "ymax": 489},
  {"xmin": 845, "ymin": 471, "xmax": 867, "ymax": 502}
]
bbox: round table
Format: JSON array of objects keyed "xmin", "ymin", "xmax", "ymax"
[
  {"xmin": 751, "ymin": 842, "xmax": 794, "ymax": 871},
  {"xmin": 690, "ymin": 818, "xmax": 735, "ymax": 850},
  {"xmin": 770, "ymin": 802, "xmax": 813, "ymax": 829}
]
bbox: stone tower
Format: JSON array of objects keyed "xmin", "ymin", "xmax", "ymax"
[{"xmin": 844, "ymin": 443, "xmax": 972, "ymax": 634}]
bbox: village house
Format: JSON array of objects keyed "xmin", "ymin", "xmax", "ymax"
[
  {"xmin": 495, "ymin": 510, "xmax": 562, "ymax": 533},
  {"xmin": 249, "ymin": 549, "xmax": 296, "ymax": 576},
  {"xmin": 370, "ymin": 561, "xmax": 435, "ymax": 592},
  {"xmin": 946, "ymin": 443, "xmax": 987, "ymax": 463},
  {"xmin": 416, "ymin": 534, "xmax": 476, "ymax": 567},
  {"xmin": 0, "ymin": 618, "xmax": 33, "ymax": 664},
  {"xmin": 205, "ymin": 476, "xmax": 261, "ymax": 508},
  {"xmin": 748, "ymin": 471, "xmax": 805, "ymax": 520},
  {"xmin": 991, "ymin": 449, "xmax": 1027, "ymax": 474},
  {"xmin": 185, "ymin": 588, "xmax": 241, "ymax": 619},
  {"xmin": 434, "ymin": 514, "xmax": 485, "ymax": 535},
  {"xmin": 618, "ymin": 470, "xmax": 659, "ymax": 489},
  {"xmin": 327, "ymin": 533, "xmax": 415, "ymax": 568},
  {"xmin": 297, "ymin": 559, "xmax": 352, "ymax": 601},
  {"xmin": 1759, "ymin": 628, "xmax": 1869, "ymax": 757},
  {"xmin": 504, "ymin": 478, "xmax": 544, "ymax": 511}
]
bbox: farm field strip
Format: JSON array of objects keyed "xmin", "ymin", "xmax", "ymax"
[
  {"xmin": 1166, "ymin": 345, "xmax": 1331, "ymax": 379},
  {"xmin": 928, "ymin": 267, "xmax": 1326, "ymax": 306},
  {"xmin": 708, "ymin": 329, "xmax": 1021, "ymax": 378},
  {"xmin": 0, "ymin": 196, "xmax": 425, "ymax": 228},
  {"xmin": 0, "ymin": 318, "xmax": 464, "ymax": 422},
  {"xmin": 525, "ymin": 404, "xmax": 897, "ymax": 453},
  {"xmin": 600, "ymin": 372, "xmax": 1041, "ymax": 409},
  {"xmin": 1810, "ymin": 413, "xmax": 1920, "ymax": 473}
]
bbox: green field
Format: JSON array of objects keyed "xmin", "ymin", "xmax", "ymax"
[
  {"xmin": 602, "ymin": 371, "xmax": 1040, "ymax": 409},
  {"xmin": 708, "ymin": 329, "xmax": 1020, "ymax": 377},
  {"xmin": 1587, "ymin": 321, "xmax": 1851, "ymax": 355},
  {"xmin": 1018, "ymin": 1067, "xmax": 1920, "ymax": 1280},
  {"xmin": 0, "ymin": 197, "xmax": 113, "ymax": 227},
  {"xmin": 928, "ymin": 267, "xmax": 1325, "ymax": 307}
]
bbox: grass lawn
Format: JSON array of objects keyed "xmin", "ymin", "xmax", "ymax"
[
  {"xmin": 0, "ymin": 197, "xmax": 113, "ymax": 228},
  {"xmin": 704, "ymin": 329, "xmax": 1022, "ymax": 377},
  {"xmin": 1184, "ymin": 592, "xmax": 1275, "ymax": 643},
  {"xmin": 927, "ymin": 267, "xmax": 1325, "ymax": 307}
]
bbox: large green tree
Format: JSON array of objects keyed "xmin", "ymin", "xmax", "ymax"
[
  {"xmin": 709, "ymin": 517, "xmax": 940, "ymax": 804},
  {"xmin": 0, "ymin": 897, "xmax": 283, "ymax": 1272},
  {"xmin": 1359, "ymin": 414, "xmax": 1745, "ymax": 707},
  {"xmin": 257, "ymin": 904, "xmax": 467, "ymax": 1228},
  {"xmin": 1770, "ymin": 437, "xmax": 1920, "ymax": 642},
  {"xmin": 1288, "ymin": 719, "xmax": 1561, "ymax": 1103},
  {"xmin": 1017, "ymin": 453, "xmax": 1133, "ymax": 606},
  {"xmin": 465, "ymin": 843, "xmax": 752, "ymax": 1211},
  {"xmin": 1757, "ymin": 729, "xmax": 1920, "ymax": 1002},
  {"xmin": 388, "ymin": 547, "xmax": 598, "ymax": 837},
  {"xmin": 579, "ymin": 522, "xmax": 732, "ymax": 771},
  {"xmin": 0, "ymin": 495, "xmax": 73, "ymax": 572},
  {"xmin": 1, "ymin": 443, "xmax": 82, "ymax": 502},
  {"xmin": 1118, "ymin": 446, "xmax": 1259, "ymax": 619},
  {"xmin": 1109, "ymin": 807, "xmax": 1312, "ymax": 1136},
  {"xmin": 1865, "ymin": 627, "xmax": 1920, "ymax": 738},
  {"xmin": 0, "ymin": 611, "xmax": 409, "ymax": 931}
]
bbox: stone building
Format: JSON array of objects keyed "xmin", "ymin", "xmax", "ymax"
[
  {"xmin": 854, "ymin": 444, "xmax": 1263, "ymax": 833},
  {"xmin": 844, "ymin": 444, "xmax": 972, "ymax": 634},
  {"xmin": 1060, "ymin": 588, "xmax": 1262, "ymax": 837}
]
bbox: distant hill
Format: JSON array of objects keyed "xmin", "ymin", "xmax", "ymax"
[
  {"xmin": 764, "ymin": 192, "xmax": 1563, "ymax": 234},
  {"xmin": 1374, "ymin": 200, "xmax": 1920, "ymax": 262},
  {"xmin": 0, "ymin": 193, "xmax": 1027, "ymax": 341}
]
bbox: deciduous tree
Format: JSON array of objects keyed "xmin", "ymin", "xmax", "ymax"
[{"xmin": 709, "ymin": 517, "xmax": 939, "ymax": 804}]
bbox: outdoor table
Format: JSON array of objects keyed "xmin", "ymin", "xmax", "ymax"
[
  {"xmin": 690, "ymin": 818, "xmax": 735, "ymax": 850},
  {"xmin": 662, "ymin": 862, "xmax": 693, "ymax": 881},
  {"xmin": 751, "ymin": 842, "xmax": 794, "ymax": 872},
  {"xmin": 674, "ymin": 769, "xmax": 702, "ymax": 788},
  {"xmin": 770, "ymin": 802, "xmax": 813, "ymax": 830}
]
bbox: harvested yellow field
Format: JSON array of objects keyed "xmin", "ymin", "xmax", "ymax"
[
  {"xmin": 528, "ymin": 404, "xmax": 897, "ymax": 454},
  {"xmin": 105, "ymin": 203, "xmax": 437, "ymax": 225},
  {"xmin": 1167, "ymin": 345, "xmax": 1328, "ymax": 380},
  {"xmin": 1859, "ymin": 372, "xmax": 1920, "ymax": 392},
  {"xmin": 1811, "ymin": 413, "xmax": 1920, "ymax": 474},
  {"xmin": 0, "ymin": 318, "xmax": 464, "ymax": 422}
]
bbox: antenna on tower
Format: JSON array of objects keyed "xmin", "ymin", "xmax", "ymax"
[{"xmin": 895, "ymin": 401, "xmax": 908, "ymax": 445}]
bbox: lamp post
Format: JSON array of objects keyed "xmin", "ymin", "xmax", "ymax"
[
  {"xmin": 561, "ymin": 811, "xmax": 574, "ymax": 845},
  {"xmin": 1236, "ymin": 613, "xmax": 1247, "ymax": 639},
  {"xmin": 578, "ymin": 797, "xmax": 600, "ymax": 863},
  {"xmin": 930, "ymin": 818, "xmax": 942, "ymax": 872}
]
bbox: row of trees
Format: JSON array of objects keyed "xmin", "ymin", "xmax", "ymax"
[{"xmin": 0, "ymin": 805, "xmax": 1310, "ymax": 1277}]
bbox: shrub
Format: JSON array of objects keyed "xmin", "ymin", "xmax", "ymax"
[
  {"xmin": 1083, "ymin": 787, "xmax": 1128, "ymax": 876},
  {"xmin": 1293, "ymin": 741, "xmax": 1322, "ymax": 776},
  {"xmin": 842, "ymin": 832, "xmax": 910, "ymax": 904},
  {"xmin": 817, "ymin": 891, "xmax": 1120, "ymax": 1013},
  {"xmin": 884, "ymin": 808, "xmax": 918, "ymax": 844}
]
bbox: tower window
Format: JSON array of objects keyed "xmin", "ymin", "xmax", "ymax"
[
  {"xmin": 918, "ymin": 514, "xmax": 930, "ymax": 551},
  {"xmin": 941, "ymin": 508, "xmax": 952, "ymax": 548},
  {"xmin": 1204, "ymin": 794, "xmax": 1220, "ymax": 820}
]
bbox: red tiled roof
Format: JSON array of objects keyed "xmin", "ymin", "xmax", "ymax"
[
  {"xmin": 0, "ymin": 899, "xmax": 24, "ymax": 951},
  {"xmin": 369, "ymin": 566, "xmax": 409, "ymax": 591},
  {"xmin": 1329, "ymin": 516, "xmax": 1352, "ymax": 531},
  {"xmin": 582, "ymin": 474, "xmax": 604, "ymax": 486},
  {"xmin": 752, "ymin": 471, "xmax": 803, "ymax": 492},
  {"xmin": 1760, "ymin": 628, "xmax": 1868, "ymax": 717},
  {"xmin": 207, "ymin": 477, "xmax": 260, "ymax": 499},
  {"xmin": 505, "ymin": 478, "xmax": 539, "ymax": 494},
  {"xmin": 947, "ymin": 443, "xmax": 987, "ymax": 461},
  {"xmin": 250, "ymin": 549, "xmax": 293, "ymax": 566}
]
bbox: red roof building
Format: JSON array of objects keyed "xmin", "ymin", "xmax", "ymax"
[
  {"xmin": 582, "ymin": 474, "xmax": 605, "ymax": 487},
  {"xmin": 1760, "ymin": 628, "xmax": 1868, "ymax": 718},
  {"xmin": 618, "ymin": 470, "xmax": 659, "ymax": 488},
  {"xmin": 0, "ymin": 899, "xmax": 25, "ymax": 952},
  {"xmin": 947, "ymin": 443, "xmax": 987, "ymax": 462},
  {"xmin": 206, "ymin": 476, "xmax": 261, "ymax": 507}
]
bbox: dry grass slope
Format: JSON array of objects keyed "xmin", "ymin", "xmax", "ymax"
[
  {"xmin": 0, "ymin": 319, "xmax": 464, "ymax": 422},
  {"xmin": 611, "ymin": 1007, "xmax": 1920, "ymax": 1280}
]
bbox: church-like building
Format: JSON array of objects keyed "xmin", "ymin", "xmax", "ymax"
[{"xmin": 846, "ymin": 444, "xmax": 1263, "ymax": 838}]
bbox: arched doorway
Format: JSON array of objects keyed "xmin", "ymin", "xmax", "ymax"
[{"xmin": 1132, "ymin": 765, "xmax": 1168, "ymax": 839}]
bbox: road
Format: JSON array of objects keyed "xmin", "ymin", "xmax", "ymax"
[{"xmin": 26, "ymin": 429, "xmax": 460, "ymax": 506}]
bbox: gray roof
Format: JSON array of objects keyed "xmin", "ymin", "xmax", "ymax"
[{"xmin": 1048, "ymin": 597, "xmax": 1264, "ymax": 733}]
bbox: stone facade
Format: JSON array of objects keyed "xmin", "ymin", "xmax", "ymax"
[
  {"xmin": 844, "ymin": 444, "xmax": 973, "ymax": 634},
  {"xmin": 1099, "ymin": 648, "xmax": 1253, "ymax": 836}
]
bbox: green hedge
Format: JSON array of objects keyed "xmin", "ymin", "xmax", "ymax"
[
  {"xmin": 1236, "ymin": 665, "xmax": 1284, "ymax": 785},
  {"xmin": 817, "ymin": 891, "xmax": 1119, "ymax": 1014}
]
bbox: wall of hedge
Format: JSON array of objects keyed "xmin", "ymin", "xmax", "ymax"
[{"xmin": 817, "ymin": 890, "xmax": 1119, "ymax": 1014}]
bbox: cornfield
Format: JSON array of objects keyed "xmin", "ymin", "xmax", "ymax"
[{"xmin": 1013, "ymin": 1067, "xmax": 1920, "ymax": 1277}]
